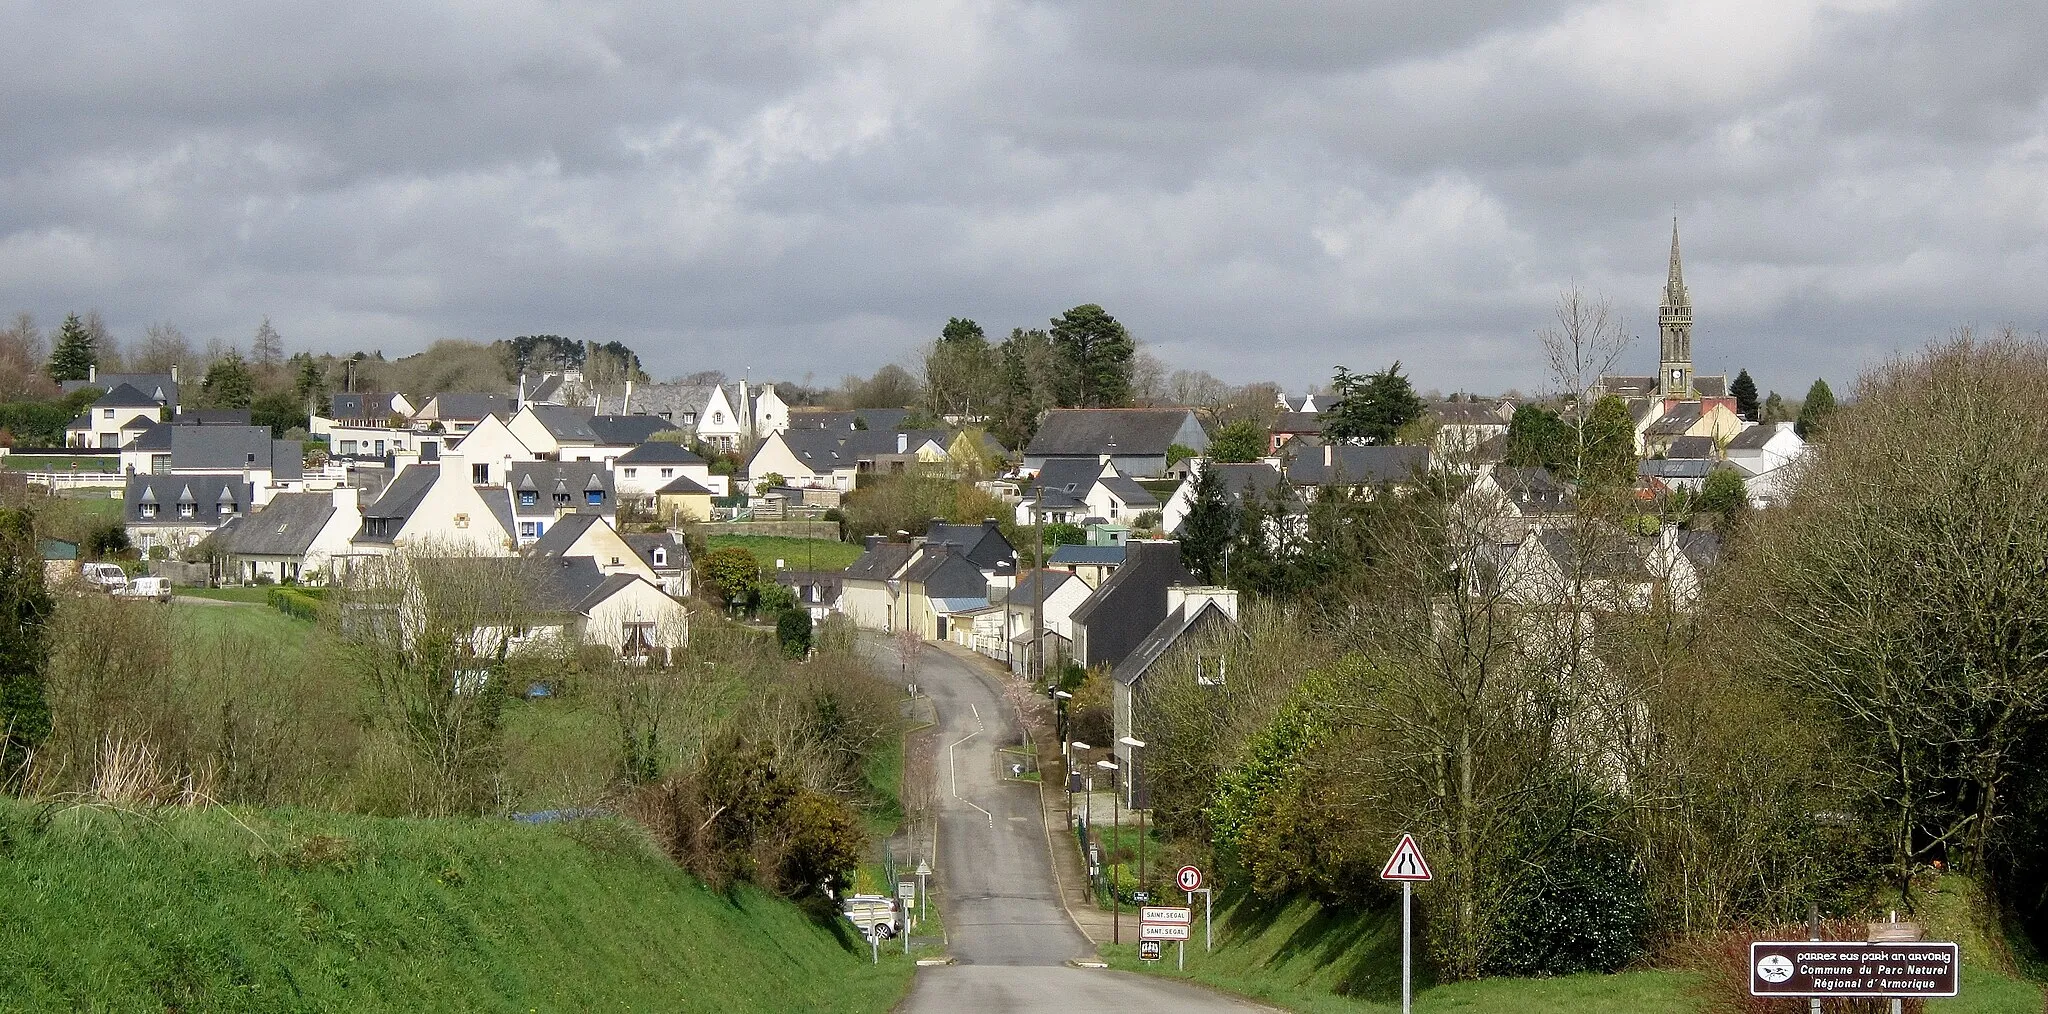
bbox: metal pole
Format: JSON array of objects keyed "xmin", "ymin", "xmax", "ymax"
[
  {"xmin": 1889, "ymin": 910, "xmax": 1902, "ymax": 1014},
  {"xmin": 1112, "ymin": 769, "xmax": 1121, "ymax": 945},
  {"xmin": 871, "ymin": 929, "xmax": 879, "ymax": 965},
  {"xmin": 1136, "ymin": 748, "xmax": 1146, "ymax": 898},
  {"xmin": 1808, "ymin": 904, "xmax": 1821, "ymax": 1014},
  {"xmin": 1204, "ymin": 888, "xmax": 1212, "ymax": 952},
  {"xmin": 1033, "ymin": 480, "xmax": 1045, "ymax": 685},
  {"xmin": 1401, "ymin": 881, "xmax": 1412, "ymax": 1014}
]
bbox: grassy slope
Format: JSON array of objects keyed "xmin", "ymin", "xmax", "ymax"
[
  {"xmin": 1105, "ymin": 894, "xmax": 2042, "ymax": 1014},
  {"xmin": 707, "ymin": 534, "xmax": 862, "ymax": 572},
  {"xmin": 0, "ymin": 803, "xmax": 915, "ymax": 1013}
]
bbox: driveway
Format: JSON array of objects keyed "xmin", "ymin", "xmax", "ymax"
[{"xmin": 890, "ymin": 640, "xmax": 1265, "ymax": 1013}]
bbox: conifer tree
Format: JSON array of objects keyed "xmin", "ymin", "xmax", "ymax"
[
  {"xmin": 1795, "ymin": 378, "xmax": 1836, "ymax": 439},
  {"xmin": 1730, "ymin": 368, "xmax": 1759, "ymax": 420},
  {"xmin": 45, "ymin": 313, "xmax": 96, "ymax": 382}
]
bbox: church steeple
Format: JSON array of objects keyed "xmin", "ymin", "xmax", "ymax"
[{"xmin": 1658, "ymin": 218, "xmax": 1693, "ymax": 399}]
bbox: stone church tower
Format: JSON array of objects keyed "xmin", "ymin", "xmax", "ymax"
[{"xmin": 1658, "ymin": 219, "xmax": 1693, "ymax": 398}]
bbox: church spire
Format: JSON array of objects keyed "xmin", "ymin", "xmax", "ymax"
[
  {"xmin": 1664, "ymin": 217, "xmax": 1688, "ymax": 310},
  {"xmin": 1658, "ymin": 217, "xmax": 1693, "ymax": 399}
]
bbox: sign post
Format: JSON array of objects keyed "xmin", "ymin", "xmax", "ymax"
[
  {"xmin": 1380, "ymin": 834, "xmax": 1433, "ymax": 1014},
  {"xmin": 898, "ymin": 881, "xmax": 916, "ymax": 954},
  {"xmin": 915, "ymin": 860, "xmax": 930, "ymax": 926},
  {"xmin": 1747, "ymin": 941, "xmax": 1958, "ymax": 1001},
  {"xmin": 1142, "ymin": 906, "xmax": 1193, "ymax": 970},
  {"xmin": 1177, "ymin": 866, "xmax": 1211, "ymax": 953}
]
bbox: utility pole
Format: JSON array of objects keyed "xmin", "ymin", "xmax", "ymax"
[{"xmin": 1033, "ymin": 478, "xmax": 1045, "ymax": 686}]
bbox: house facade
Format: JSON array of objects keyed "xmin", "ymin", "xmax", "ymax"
[{"xmin": 1023, "ymin": 409, "xmax": 1209, "ymax": 477}]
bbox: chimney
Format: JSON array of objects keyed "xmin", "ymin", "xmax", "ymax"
[
  {"xmin": 983, "ymin": 517, "xmax": 1000, "ymax": 531},
  {"xmin": 171, "ymin": 364, "xmax": 179, "ymax": 383},
  {"xmin": 929, "ymin": 517, "xmax": 947, "ymax": 535},
  {"xmin": 1324, "ymin": 442, "xmax": 1333, "ymax": 468},
  {"xmin": 897, "ymin": 431, "xmax": 908, "ymax": 454},
  {"xmin": 864, "ymin": 534, "xmax": 882, "ymax": 550},
  {"xmin": 622, "ymin": 379, "xmax": 634, "ymax": 415},
  {"xmin": 518, "ymin": 373, "xmax": 527, "ymax": 409},
  {"xmin": 333, "ymin": 485, "xmax": 358, "ymax": 511},
  {"xmin": 88, "ymin": 364, "xmax": 97, "ymax": 383}
]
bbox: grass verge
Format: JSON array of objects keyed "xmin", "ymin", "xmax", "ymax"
[
  {"xmin": 707, "ymin": 534, "xmax": 863, "ymax": 572},
  {"xmin": 0, "ymin": 801, "xmax": 916, "ymax": 1012}
]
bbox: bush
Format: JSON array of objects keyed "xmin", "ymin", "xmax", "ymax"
[
  {"xmin": 1480, "ymin": 803, "xmax": 1649, "ymax": 977},
  {"xmin": 776, "ymin": 608, "xmax": 812, "ymax": 659},
  {"xmin": 266, "ymin": 587, "xmax": 322, "ymax": 622}
]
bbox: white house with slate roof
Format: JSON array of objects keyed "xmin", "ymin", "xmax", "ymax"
[
  {"xmin": 746, "ymin": 427, "xmax": 949, "ymax": 491},
  {"xmin": 528, "ymin": 512, "xmax": 654, "ymax": 584},
  {"xmin": 217, "ymin": 487, "xmax": 364, "ymax": 584},
  {"xmin": 350, "ymin": 454, "xmax": 515, "ymax": 556},
  {"xmin": 118, "ymin": 425, "xmax": 304, "ymax": 507},
  {"xmin": 502, "ymin": 461, "xmax": 616, "ymax": 546},
  {"xmin": 613, "ymin": 441, "xmax": 717, "ymax": 502},
  {"xmin": 67, "ymin": 383, "xmax": 165, "ymax": 449},
  {"xmin": 1015, "ymin": 457, "xmax": 1158, "ymax": 526},
  {"xmin": 413, "ymin": 392, "xmax": 515, "ymax": 435},
  {"xmin": 1023, "ymin": 409, "xmax": 1208, "ymax": 477},
  {"xmin": 62, "ymin": 367, "xmax": 180, "ymax": 413},
  {"xmin": 124, "ymin": 474, "xmax": 255, "ymax": 554},
  {"xmin": 1112, "ymin": 585, "xmax": 1240, "ymax": 806},
  {"xmin": 505, "ymin": 405, "xmax": 674, "ymax": 464}
]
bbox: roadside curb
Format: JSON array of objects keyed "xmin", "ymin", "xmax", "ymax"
[{"xmin": 1065, "ymin": 959, "xmax": 1109, "ymax": 969}]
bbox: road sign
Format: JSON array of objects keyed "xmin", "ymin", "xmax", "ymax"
[
  {"xmin": 1177, "ymin": 865, "xmax": 1203, "ymax": 891},
  {"xmin": 1748, "ymin": 941, "xmax": 1959, "ymax": 998},
  {"xmin": 1141, "ymin": 922, "xmax": 1192, "ymax": 941},
  {"xmin": 1139, "ymin": 941, "xmax": 1163, "ymax": 961},
  {"xmin": 897, "ymin": 881, "xmax": 917, "ymax": 900},
  {"xmin": 915, "ymin": 861, "xmax": 931, "ymax": 876},
  {"xmin": 1133, "ymin": 890, "xmax": 1149, "ymax": 903},
  {"xmin": 1142, "ymin": 906, "xmax": 1192, "ymax": 924},
  {"xmin": 1380, "ymin": 833, "xmax": 1433, "ymax": 882}
]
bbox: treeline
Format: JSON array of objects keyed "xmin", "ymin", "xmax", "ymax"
[{"xmin": 1128, "ymin": 331, "xmax": 2048, "ymax": 980}]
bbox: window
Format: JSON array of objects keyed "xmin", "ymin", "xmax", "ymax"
[
  {"xmin": 519, "ymin": 490, "xmax": 537, "ymax": 507},
  {"xmin": 610, "ymin": 556, "xmax": 621, "ymax": 566},
  {"xmin": 140, "ymin": 503, "xmax": 158, "ymax": 519},
  {"xmin": 178, "ymin": 502, "xmax": 196, "ymax": 519},
  {"xmin": 519, "ymin": 521, "xmax": 537, "ymax": 538},
  {"xmin": 102, "ymin": 408, "xmax": 114, "ymax": 418},
  {"xmin": 652, "ymin": 548, "xmax": 667, "ymax": 566},
  {"xmin": 623, "ymin": 467, "xmax": 637, "ymax": 478},
  {"xmin": 712, "ymin": 412, "xmax": 724, "ymax": 424},
  {"xmin": 373, "ymin": 440, "xmax": 386, "ymax": 456},
  {"xmin": 586, "ymin": 490, "xmax": 604, "ymax": 506},
  {"xmin": 364, "ymin": 518, "xmax": 390, "ymax": 537},
  {"xmin": 472, "ymin": 464, "xmax": 489, "ymax": 485},
  {"xmin": 219, "ymin": 501, "xmax": 238, "ymax": 515},
  {"xmin": 453, "ymin": 513, "xmax": 470, "ymax": 529},
  {"xmin": 682, "ymin": 412, "xmax": 697, "ymax": 426},
  {"xmin": 622, "ymin": 621, "xmax": 656, "ymax": 656},
  {"xmin": 553, "ymin": 493, "xmax": 570, "ymax": 506},
  {"xmin": 339, "ymin": 440, "xmax": 357, "ymax": 455},
  {"xmin": 660, "ymin": 468, "xmax": 673, "ymax": 478}
]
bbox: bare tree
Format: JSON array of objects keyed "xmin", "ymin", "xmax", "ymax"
[
  {"xmin": 132, "ymin": 322, "xmax": 195, "ymax": 375},
  {"xmin": 81, "ymin": 309, "xmax": 120, "ymax": 372}
]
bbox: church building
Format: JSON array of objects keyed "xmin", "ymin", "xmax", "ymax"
[{"xmin": 1596, "ymin": 221, "xmax": 1742, "ymax": 453}]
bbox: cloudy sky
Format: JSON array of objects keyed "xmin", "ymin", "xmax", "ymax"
[{"xmin": 4, "ymin": 1, "xmax": 2045, "ymax": 397}]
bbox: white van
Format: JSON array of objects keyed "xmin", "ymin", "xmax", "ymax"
[
  {"xmin": 841, "ymin": 895, "xmax": 899, "ymax": 939},
  {"xmin": 80, "ymin": 563, "xmax": 128, "ymax": 593},
  {"xmin": 116, "ymin": 576, "xmax": 172, "ymax": 603}
]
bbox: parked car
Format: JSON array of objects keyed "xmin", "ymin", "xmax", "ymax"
[
  {"xmin": 115, "ymin": 576, "xmax": 172, "ymax": 603},
  {"xmin": 841, "ymin": 895, "xmax": 899, "ymax": 939},
  {"xmin": 80, "ymin": 562, "xmax": 128, "ymax": 593}
]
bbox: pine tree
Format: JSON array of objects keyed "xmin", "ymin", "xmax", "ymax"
[
  {"xmin": 45, "ymin": 313, "xmax": 96, "ymax": 383},
  {"xmin": 1795, "ymin": 378, "xmax": 1836, "ymax": 440},
  {"xmin": 1178, "ymin": 464, "xmax": 1237, "ymax": 583},
  {"xmin": 1322, "ymin": 362, "xmax": 1425, "ymax": 445},
  {"xmin": 291, "ymin": 353, "xmax": 327, "ymax": 404},
  {"xmin": 0, "ymin": 507, "xmax": 53, "ymax": 791},
  {"xmin": 1047, "ymin": 304, "xmax": 1135, "ymax": 408},
  {"xmin": 1762, "ymin": 391, "xmax": 1789, "ymax": 424},
  {"xmin": 202, "ymin": 351, "xmax": 256, "ymax": 410},
  {"xmin": 1731, "ymin": 368, "xmax": 1760, "ymax": 420}
]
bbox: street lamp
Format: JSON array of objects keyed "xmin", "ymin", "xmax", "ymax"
[
  {"xmin": 1120, "ymin": 736, "xmax": 1148, "ymax": 904},
  {"xmin": 1068, "ymin": 738, "xmax": 1091, "ymax": 817},
  {"xmin": 1051, "ymin": 689, "xmax": 1073, "ymax": 754},
  {"xmin": 1097, "ymin": 757, "xmax": 1121, "ymax": 944}
]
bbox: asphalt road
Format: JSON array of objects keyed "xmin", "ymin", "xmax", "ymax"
[{"xmin": 892, "ymin": 641, "xmax": 1265, "ymax": 1013}]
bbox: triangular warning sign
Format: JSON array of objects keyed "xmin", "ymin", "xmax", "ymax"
[{"xmin": 1380, "ymin": 833, "xmax": 1433, "ymax": 882}]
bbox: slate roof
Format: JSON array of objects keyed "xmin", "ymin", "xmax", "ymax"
[
  {"xmin": 1277, "ymin": 395, "xmax": 1317, "ymax": 413},
  {"xmin": 1644, "ymin": 402, "xmax": 1705, "ymax": 436},
  {"xmin": 903, "ymin": 548, "xmax": 989, "ymax": 599},
  {"xmin": 1032, "ymin": 458, "xmax": 1160, "ymax": 509},
  {"xmin": 64, "ymin": 373, "xmax": 177, "ymax": 403},
  {"xmin": 1602, "ymin": 376, "xmax": 1659, "ymax": 398},
  {"xmin": 925, "ymin": 521, "xmax": 1017, "ymax": 573},
  {"xmin": 124, "ymin": 474, "xmax": 253, "ymax": 526},
  {"xmin": 1665, "ymin": 435, "xmax": 1716, "ymax": 460},
  {"xmin": 1725, "ymin": 424, "xmax": 1788, "ymax": 451},
  {"xmin": 529, "ymin": 512, "xmax": 607, "ymax": 557},
  {"xmin": 1693, "ymin": 375, "xmax": 1729, "ymax": 398},
  {"xmin": 1284, "ymin": 445, "xmax": 1429, "ymax": 487},
  {"xmin": 1677, "ymin": 530, "xmax": 1723, "ymax": 570},
  {"xmin": 845, "ymin": 542, "xmax": 914, "ymax": 581},
  {"xmin": 478, "ymin": 487, "xmax": 516, "ymax": 539},
  {"xmin": 775, "ymin": 427, "xmax": 948, "ymax": 473},
  {"xmin": 1535, "ymin": 530, "xmax": 1653, "ymax": 581},
  {"xmin": 128, "ymin": 424, "xmax": 283, "ymax": 471},
  {"xmin": 1491, "ymin": 466, "xmax": 1574, "ymax": 514},
  {"xmin": 774, "ymin": 569, "xmax": 842, "ymax": 607},
  {"xmin": 1272, "ymin": 411, "xmax": 1323, "ymax": 434},
  {"xmin": 616, "ymin": 441, "xmax": 706, "ymax": 465},
  {"xmin": 355, "ymin": 464, "xmax": 439, "ymax": 544},
  {"xmin": 528, "ymin": 557, "xmax": 616, "ymax": 615},
  {"xmin": 1025, "ymin": 409, "xmax": 1201, "ymax": 457},
  {"xmin": 1047, "ymin": 544, "xmax": 1125, "ymax": 567},
  {"xmin": 1069, "ymin": 540, "xmax": 1196, "ymax": 670},
  {"xmin": 656, "ymin": 474, "xmax": 713, "ymax": 495},
  {"xmin": 329, "ymin": 392, "xmax": 401, "ymax": 421},
  {"xmin": 505, "ymin": 462, "xmax": 615, "ymax": 518},
  {"xmin": 94, "ymin": 383, "xmax": 162, "ymax": 410},
  {"xmin": 787, "ymin": 408, "xmax": 911, "ymax": 433},
  {"xmin": 226, "ymin": 492, "xmax": 336, "ymax": 556},
  {"xmin": 527, "ymin": 374, "xmax": 564, "ymax": 403},
  {"xmin": 271, "ymin": 440, "xmax": 304, "ymax": 480},
  {"xmin": 1627, "ymin": 399, "xmax": 1659, "ymax": 425},
  {"xmin": 526, "ymin": 407, "xmax": 673, "ymax": 446},
  {"xmin": 630, "ymin": 383, "xmax": 718, "ymax": 425},
  {"xmin": 1113, "ymin": 598, "xmax": 1236, "ymax": 687},
  {"xmin": 1202, "ymin": 462, "xmax": 1292, "ymax": 509},
  {"xmin": 1429, "ymin": 401, "xmax": 1509, "ymax": 426},
  {"xmin": 998, "ymin": 569, "xmax": 1079, "ymax": 607},
  {"xmin": 427, "ymin": 392, "xmax": 514, "ymax": 421},
  {"xmin": 622, "ymin": 532, "xmax": 687, "ymax": 572}
]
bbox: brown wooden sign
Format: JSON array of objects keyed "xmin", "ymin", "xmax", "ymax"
[{"xmin": 1749, "ymin": 941, "xmax": 1959, "ymax": 998}]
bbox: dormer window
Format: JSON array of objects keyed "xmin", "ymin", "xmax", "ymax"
[
  {"xmin": 519, "ymin": 490, "xmax": 537, "ymax": 507},
  {"xmin": 553, "ymin": 493, "xmax": 570, "ymax": 506},
  {"xmin": 586, "ymin": 490, "xmax": 604, "ymax": 506},
  {"xmin": 140, "ymin": 503, "xmax": 158, "ymax": 520},
  {"xmin": 178, "ymin": 501, "xmax": 196, "ymax": 519},
  {"xmin": 652, "ymin": 548, "xmax": 667, "ymax": 566}
]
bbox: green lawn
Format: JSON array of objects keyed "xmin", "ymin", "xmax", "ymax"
[
  {"xmin": 178, "ymin": 586, "xmax": 280, "ymax": 604},
  {"xmin": 0, "ymin": 802, "xmax": 915, "ymax": 1012},
  {"xmin": 5, "ymin": 454, "xmax": 116, "ymax": 471},
  {"xmin": 170, "ymin": 598, "xmax": 318, "ymax": 645},
  {"xmin": 708, "ymin": 534, "xmax": 863, "ymax": 572},
  {"xmin": 1104, "ymin": 894, "xmax": 2044, "ymax": 1014}
]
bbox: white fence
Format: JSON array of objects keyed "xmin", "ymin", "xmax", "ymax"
[{"xmin": 20, "ymin": 472, "xmax": 124, "ymax": 491}]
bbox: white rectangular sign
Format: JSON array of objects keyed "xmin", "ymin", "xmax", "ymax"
[
  {"xmin": 1141, "ymin": 907, "xmax": 1192, "ymax": 924},
  {"xmin": 1140, "ymin": 923, "xmax": 1191, "ymax": 941},
  {"xmin": 897, "ymin": 881, "xmax": 917, "ymax": 899}
]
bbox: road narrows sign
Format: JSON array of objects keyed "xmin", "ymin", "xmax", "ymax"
[
  {"xmin": 1177, "ymin": 865, "xmax": 1204, "ymax": 891},
  {"xmin": 1380, "ymin": 833, "xmax": 1433, "ymax": 882}
]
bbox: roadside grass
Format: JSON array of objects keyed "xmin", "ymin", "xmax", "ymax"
[
  {"xmin": 707, "ymin": 534, "xmax": 862, "ymax": 572},
  {"xmin": 0, "ymin": 801, "xmax": 915, "ymax": 1012},
  {"xmin": 1105, "ymin": 893, "xmax": 2043, "ymax": 1014},
  {"xmin": 5, "ymin": 454, "xmax": 116, "ymax": 471},
  {"xmin": 171, "ymin": 598, "xmax": 317, "ymax": 645},
  {"xmin": 177, "ymin": 585, "xmax": 285, "ymax": 604}
]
